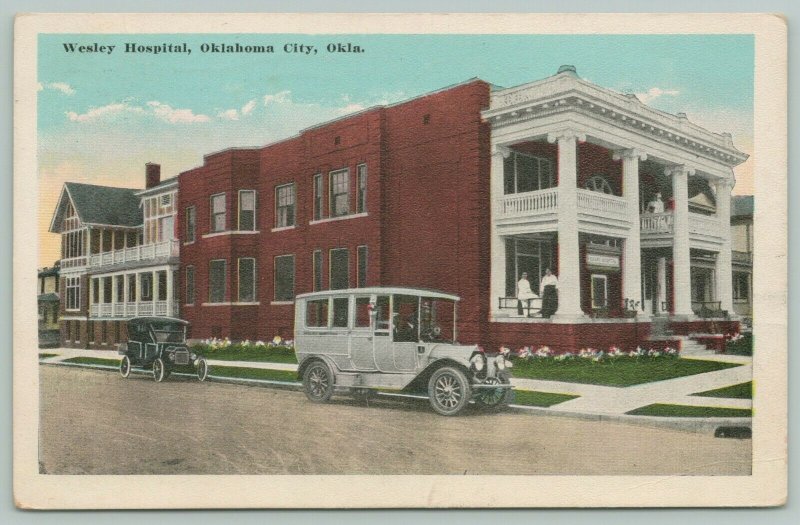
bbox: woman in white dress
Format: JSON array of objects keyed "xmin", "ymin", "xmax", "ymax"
[{"xmin": 516, "ymin": 272, "xmax": 538, "ymax": 316}]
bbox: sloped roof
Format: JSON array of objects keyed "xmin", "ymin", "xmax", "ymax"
[
  {"xmin": 38, "ymin": 292, "xmax": 60, "ymax": 302},
  {"xmin": 52, "ymin": 182, "xmax": 142, "ymax": 231},
  {"xmin": 731, "ymin": 195, "xmax": 754, "ymax": 218}
]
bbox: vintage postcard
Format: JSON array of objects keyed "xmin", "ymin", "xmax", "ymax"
[{"xmin": 13, "ymin": 13, "xmax": 787, "ymax": 508}]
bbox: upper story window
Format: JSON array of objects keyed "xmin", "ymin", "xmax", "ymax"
[
  {"xmin": 239, "ymin": 190, "xmax": 256, "ymax": 231},
  {"xmin": 65, "ymin": 276, "xmax": 81, "ymax": 311},
  {"xmin": 210, "ymin": 193, "xmax": 226, "ymax": 233},
  {"xmin": 61, "ymin": 200, "xmax": 86, "ymax": 259},
  {"xmin": 313, "ymin": 174, "xmax": 323, "ymax": 220},
  {"xmin": 185, "ymin": 206, "xmax": 196, "ymax": 243},
  {"xmin": 160, "ymin": 194, "xmax": 172, "ymax": 207},
  {"xmin": 144, "ymin": 191, "xmax": 176, "ymax": 244},
  {"xmin": 503, "ymin": 152, "xmax": 554, "ymax": 194},
  {"xmin": 275, "ymin": 184, "xmax": 296, "ymax": 228},
  {"xmin": 329, "ymin": 169, "xmax": 350, "ymax": 217},
  {"xmin": 356, "ymin": 164, "xmax": 367, "ymax": 214}
]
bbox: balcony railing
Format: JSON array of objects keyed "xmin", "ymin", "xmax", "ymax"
[
  {"xmin": 60, "ymin": 256, "xmax": 88, "ymax": 269},
  {"xmin": 88, "ymin": 239, "xmax": 179, "ymax": 269},
  {"xmin": 498, "ymin": 188, "xmax": 558, "ymax": 219},
  {"xmin": 689, "ymin": 213, "xmax": 721, "ymax": 238},
  {"xmin": 640, "ymin": 212, "xmax": 674, "ymax": 234},
  {"xmin": 732, "ymin": 250, "xmax": 753, "ymax": 264},
  {"xmin": 90, "ymin": 300, "xmax": 172, "ymax": 319},
  {"xmin": 576, "ymin": 189, "xmax": 628, "ymax": 219}
]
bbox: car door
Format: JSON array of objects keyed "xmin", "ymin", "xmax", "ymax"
[
  {"xmin": 389, "ymin": 294, "xmax": 419, "ymax": 372},
  {"xmin": 349, "ymin": 295, "xmax": 377, "ymax": 371}
]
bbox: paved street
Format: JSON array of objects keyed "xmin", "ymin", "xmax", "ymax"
[{"xmin": 39, "ymin": 366, "xmax": 751, "ymax": 475}]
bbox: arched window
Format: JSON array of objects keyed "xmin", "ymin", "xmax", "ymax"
[{"xmin": 585, "ymin": 175, "xmax": 614, "ymax": 195}]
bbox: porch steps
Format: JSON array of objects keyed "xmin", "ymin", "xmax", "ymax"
[
  {"xmin": 675, "ymin": 335, "xmax": 720, "ymax": 358},
  {"xmin": 650, "ymin": 316, "xmax": 673, "ymax": 337}
]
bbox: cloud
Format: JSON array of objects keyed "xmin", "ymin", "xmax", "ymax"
[
  {"xmin": 147, "ymin": 101, "xmax": 210, "ymax": 123},
  {"xmin": 241, "ymin": 99, "xmax": 257, "ymax": 115},
  {"xmin": 634, "ymin": 87, "xmax": 680, "ymax": 104},
  {"xmin": 263, "ymin": 90, "xmax": 291, "ymax": 105},
  {"xmin": 39, "ymin": 81, "xmax": 76, "ymax": 95},
  {"xmin": 66, "ymin": 102, "xmax": 143, "ymax": 122},
  {"xmin": 218, "ymin": 108, "xmax": 240, "ymax": 121}
]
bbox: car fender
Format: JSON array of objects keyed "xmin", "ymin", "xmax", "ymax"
[
  {"xmin": 426, "ymin": 343, "xmax": 477, "ymax": 370},
  {"xmin": 297, "ymin": 354, "xmax": 338, "ymax": 382}
]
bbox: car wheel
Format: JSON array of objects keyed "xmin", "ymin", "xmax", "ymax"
[
  {"xmin": 119, "ymin": 355, "xmax": 132, "ymax": 378},
  {"xmin": 152, "ymin": 358, "xmax": 167, "ymax": 382},
  {"xmin": 197, "ymin": 358, "xmax": 209, "ymax": 382},
  {"xmin": 303, "ymin": 361, "xmax": 334, "ymax": 403},
  {"xmin": 350, "ymin": 387, "xmax": 373, "ymax": 403},
  {"xmin": 474, "ymin": 376, "xmax": 511, "ymax": 409},
  {"xmin": 428, "ymin": 366, "xmax": 472, "ymax": 416}
]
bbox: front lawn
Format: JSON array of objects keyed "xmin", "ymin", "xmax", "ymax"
[
  {"xmin": 38, "ymin": 353, "xmax": 58, "ymax": 359},
  {"xmin": 510, "ymin": 357, "xmax": 740, "ymax": 387},
  {"xmin": 208, "ymin": 365, "xmax": 298, "ymax": 383},
  {"xmin": 692, "ymin": 381, "xmax": 752, "ymax": 399},
  {"xmin": 512, "ymin": 390, "xmax": 579, "ymax": 407},
  {"xmin": 626, "ymin": 403, "xmax": 751, "ymax": 418},
  {"xmin": 62, "ymin": 357, "xmax": 120, "ymax": 366},
  {"xmin": 192, "ymin": 344, "xmax": 297, "ymax": 364}
]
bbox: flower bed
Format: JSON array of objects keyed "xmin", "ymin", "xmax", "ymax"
[
  {"xmin": 724, "ymin": 332, "xmax": 752, "ymax": 356},
  {"xmin": 191, "ymin": 336, "xmax": 297, "ymax": 364}
]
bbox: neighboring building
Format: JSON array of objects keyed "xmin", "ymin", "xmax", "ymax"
[
  {"xmin": 48, "ymin": 66, "xmax": 749, "ymax": 352},
  {"xmin": 731, "ymin": 195, "xmax": 753, "ymax": 327},
  {"xmin": 48, "ymin": 164, "xmax": 179, "ymax": 349},
  {"xmin": 37, "ymin": 263, "xmax": 60, "ymax": 348}
]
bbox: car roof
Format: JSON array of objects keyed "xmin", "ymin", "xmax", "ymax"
[
  {"xmin": 127, "ymin": 316, "xmax": 189, "ymax": 326},
  {"xmin": 295, "ymin": 287, "xmax": 460, "ymax": 302}
]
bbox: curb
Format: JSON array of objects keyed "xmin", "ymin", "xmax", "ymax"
[{"xmin": 40, "ymin": 360, "xmax": 752, "ymax": 435}]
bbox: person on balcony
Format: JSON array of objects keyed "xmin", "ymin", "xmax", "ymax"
[
  {"xmin": 516, "ymin": 272, "xmax": 538, "ymax": 316},
  {"xmin": 647, "ymin": 193, "xmax": 665, "ymax": 214},
  {"xmin": 540, "ymin": 268, "xmax": 559, "ymax": 318}
]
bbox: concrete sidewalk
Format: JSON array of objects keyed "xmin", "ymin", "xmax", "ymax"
[{"xmin": 40, "ymin": 347, "xmax": 752, "ymax": 416}]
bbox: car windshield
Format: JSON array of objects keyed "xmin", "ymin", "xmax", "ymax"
[
  {"xmin": 150, "ymin": 322, "xmax": 185, "ymax": 343},
  {"xmin": 392, "ymin": 295, "xmax": 456, "ymax": 343}
]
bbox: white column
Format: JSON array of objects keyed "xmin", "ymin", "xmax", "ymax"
[
  {"xmin": 548, "ymin": 130, "xmax": 586, "ymax": 319},
  {"xmin": 166, "ymin": 269, "xmax": 174, "ymax": 316},
  {"xmin": 656, "ymin": 257, "xmax": 667, "ymax": 314},
  {"xmin": 615, "ymin": 149, "xmax": 647, "ymax": 316},
  {"xmin": 152, "ymin": 271, "xmax": 158, "ymax": 308},
  {"xmin": 714, "ymin": 177, "xmax": 735, "ymax": 315},
  {"xmin": 490, "ymin": 146, "xmax": 510, "ymax": 316},
  {"xmin": 669, "ymin": 166, "xmax": 694, "ymax": 317}
]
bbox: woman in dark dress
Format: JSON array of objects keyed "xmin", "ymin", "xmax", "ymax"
[{"xmin": 539, "ymin": 268, "xmax": 559, "ymax": 318}]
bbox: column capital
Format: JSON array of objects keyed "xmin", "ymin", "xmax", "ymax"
[
  {"xmin": 664, "ymin": 165, "xmax": 696, "ymax": 177},
  {"xmin": 547, "ymin": 130, "xmax": 586, "ymax": 144},
  {"xmin": 491, "ymin": 144, "xmax": 512, "ymax": 158},
  {"xmin": 612, "ymin": 148, "xmax": 647, "ymax": 162},
  {"xmin": 713, "ymin": 177, "xmax": 735, "ymax": 191}
]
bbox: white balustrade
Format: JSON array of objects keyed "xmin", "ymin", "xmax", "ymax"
[
  {"xmin": 138, "ymin": 303, "xmax": 154, "ymax": 316},
  {"xmin": 155, "ymin": 301, "xmax": 168, "ymax": 316},
  {"xmin": 89, "ymin": 304, "xmax": 99, "ymax": 317},
  {"xmin": 87, "ymin": 300, "xmax": 175, "ymax": 319},
  {"xmin": 87, "ymin": 239, "xmax": 179, "ymax": 269},
  {"xmin": 61, "ymin": 256, "xmax": 88, "ymax": 269},
  {"xmin": 576, "ymin": 189, "xmax": 628, "ymax": 218},
  {"xmin": 100, "ymin": 304, "xmax": 113, "ymax": 317},
  {"xmin": 689, "ymin": 213, "xmax": 721, "ymax": 237},
  {"xmin": 640, "ymin": 212, "xmax": 674, "ymax": 234},
  {"xmin": 125, "ymin": 302, "xmax": 137, "ymax": 317},
  {"xmin": 498, "ymin": 188, "xmax": 558, "ymax": 218}
]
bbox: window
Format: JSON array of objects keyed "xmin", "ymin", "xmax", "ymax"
[
  {"xmin": 91, "ymin": 278, "xmax": 99, "ymax": 304},
  {"xmin": 306, "ymin": 299, "xmax": 329, "ymax": 327},
  {"xmin": 332, "ymin": 297, "xmax": 349, "ymax": 328},
  {"xmin": 733, "ymin": 272, "xmax": 750, "ymax": 302},
  {"xmin": 239, "ymin": 190, "xmax": 256, "ymax": 231},
  {"xmin": 127, "ymin": 275, "xmax": 137, "ymax": 303},
  {"xmin": 503, "ymin": 152, "xmax": 554, "ymax": 194},
  {"xmin": 357, "ymin": 245, "xmax": 368, "ymax": 288},
  {"xmin": 313, "ymin": 173, "xmax": 323, "ymax": 220},
  {"xmin": 356, "ymin": 164, "xmax": 367, "ymax": 213},
  {"xmin": 160, "ymin": 194, "xmax": 172, "ymax": 207},
  {"xmin": 238, "ymin": 258, "xmax": 257, "ymax": 302},
  {"xmin": 157, "ymin": 271, "xmax": 167, "ymax": 301},
  {"xmin": 312, "ymin": 250, "xmax": 323, "ymax": 291},
  {"xmin": 274, "ymin": 255, "xmax": 295, "ymax": 301},
  {"xmin": 329, "ymin": 248, "xmax": 349, "ymax": 290},
  {"xmin": 87, "ymin": 321, "xmax": 94, "ymax": 344},
  {"xmin": 185, "ymin": 266, "xmax": 195, "ymax": 304},
  {"xmin": 275, "ymin": 184, "xmax": 295, "ymax": 228},
  {"xmin": 591, "ymin": 274, "xmax": 608, "ymax": 309},
  {"xmin": 329, "ymin": 169, "xmax": 349, "ymax": 217},
  {"xmin": 115, "ymin": 276, "xmax": 124, "ymax": 303},
  {"xmin": 209, "ymin": 260, "xmax": 227, "ymax": 303},
  {"xmin": 210, "ymin": 193, "xmax": 226, "ymax": 233},
  {"xmin": 185, "ymin": 206, "xmax": 196, "ymax": 243},
  {"xmin": 140, "ymin": 273, "xmax": 153, "ymax": 301},
  {"xmin": 65, "ymin": 277, "xmax": 80, "ymax": 311},
  {"xmin": 355, "ymin": 296, "xmax": 372, "ymax": 328}
]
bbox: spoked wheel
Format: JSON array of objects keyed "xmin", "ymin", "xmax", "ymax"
[
  {"xmin": 152, "ymin": 357, "xmax": 167, "ymax": 383},
  {"xmin": 303, "ymin": 361, "xmax": 334, "ymax": 402},
  {"xmin": 350, "ymin": 388, "xmax": 374, "ymax": 404},
  {"xmin": 197, "ymin": 357, "xmax": 209, "ymax": 382},
  {"xmin": 428, "ymin": 366, "xmax": 471, "ymax": 416},
  {"xmin": 119, "ymin": 355, "xmax": 132, "ymax": 378},
  {"xmin": 474, "ymin": 376, "xmax": 512, "ymax": 410}
]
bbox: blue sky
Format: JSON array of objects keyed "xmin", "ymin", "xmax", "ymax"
[{"xmin": 37, "ymin": 33, "xmax": 754, "ymax": 265}]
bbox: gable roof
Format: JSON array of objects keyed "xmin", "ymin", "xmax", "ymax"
[
  {"xmin": 49, "ymin": 182, "xmax": 143, "ymax": 232},
  {"xmin": 731, "ymin": 195, "xmax": 754, "ymax": 218}
]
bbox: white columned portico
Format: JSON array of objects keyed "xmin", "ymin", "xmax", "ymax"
[
  {"xmin": 669, "ymin": 166, "xmax": 694, "ymax": 317},
  {"xmin": 548, "ymin": 130, "xmax": 585, "ymax": 319},
  {"xmin": 656, "ymin": 257, "xmax": 668, "ymax": 314},
  {"xmin": 166, "ymin": 269, "xmax": 174, "ymax": 316},
  {"xmin": 615, "ymin": 148, "xmax": 647, "ymax": 316},
  {"xmin": 714, "ymin": 177, "xmax": 735, "ymax": 315},
  {"xmin": 490, "ymin": 145, "xmax": 510, "ymax": 315}
]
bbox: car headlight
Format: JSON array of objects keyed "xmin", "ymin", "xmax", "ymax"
[
  {"xmin": 495, "ymin": 357, "xmax": 506, "ymax": 370},
  {"xmin": 190, "ymin": 353, "xmax": 197, "ymax": 361},
  {"xmin": 168, "ymin": 353, "xmax": 175, "ymax": 362},
  {"xmin": 470, "ymin": 353, "xmax": 485, "ymax": 371}
]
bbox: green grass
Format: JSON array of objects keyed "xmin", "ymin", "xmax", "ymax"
[
  {"xmin": 62, "ymin": 357, "xmax": 120, "ymax": 366},
  {"xmin": 208, "ymin": 365, "xmax": 298, "ymax": 383},
  {"xmin": 512, "ymin": 390, "xmax": 579, "ymax": 407},
  {"xmin": 509, "ymin": 357, "xmax": 740, "ymax": 387},
  {"xmin": 38, "ymin": 353, "xmax": 58, "ymax": 359},
  {"xmin": 726, "ymin": 333, "xmax": 753, "ymax": 356},
  {"xmin": 626, "ymin": 403, "xmax": 752, "ymax": 418},
  {"xmin": 193, "ymin": 345, "xmax": 298, "ymax": 364},
  {"xmin": 692, "ymin": 381, "xmax": 752, "ymax": 399}
]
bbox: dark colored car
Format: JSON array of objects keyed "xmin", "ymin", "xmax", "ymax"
[{"xmin": 117, "ymin": 317, "xmax": 209, "ymax": 382}]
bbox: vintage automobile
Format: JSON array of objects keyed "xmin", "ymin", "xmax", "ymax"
[
  {"xmin": 294, "ymin": 287, "xmax": 513, "ymax": 416},
  {"xmin": 117, "ymin": 317, "xmax": 209, "ymax": 382}
]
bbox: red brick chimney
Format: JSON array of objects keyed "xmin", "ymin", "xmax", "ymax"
[{"xmin": 145, "ymin": 162, "xmax": 161, "ymax": 189}]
